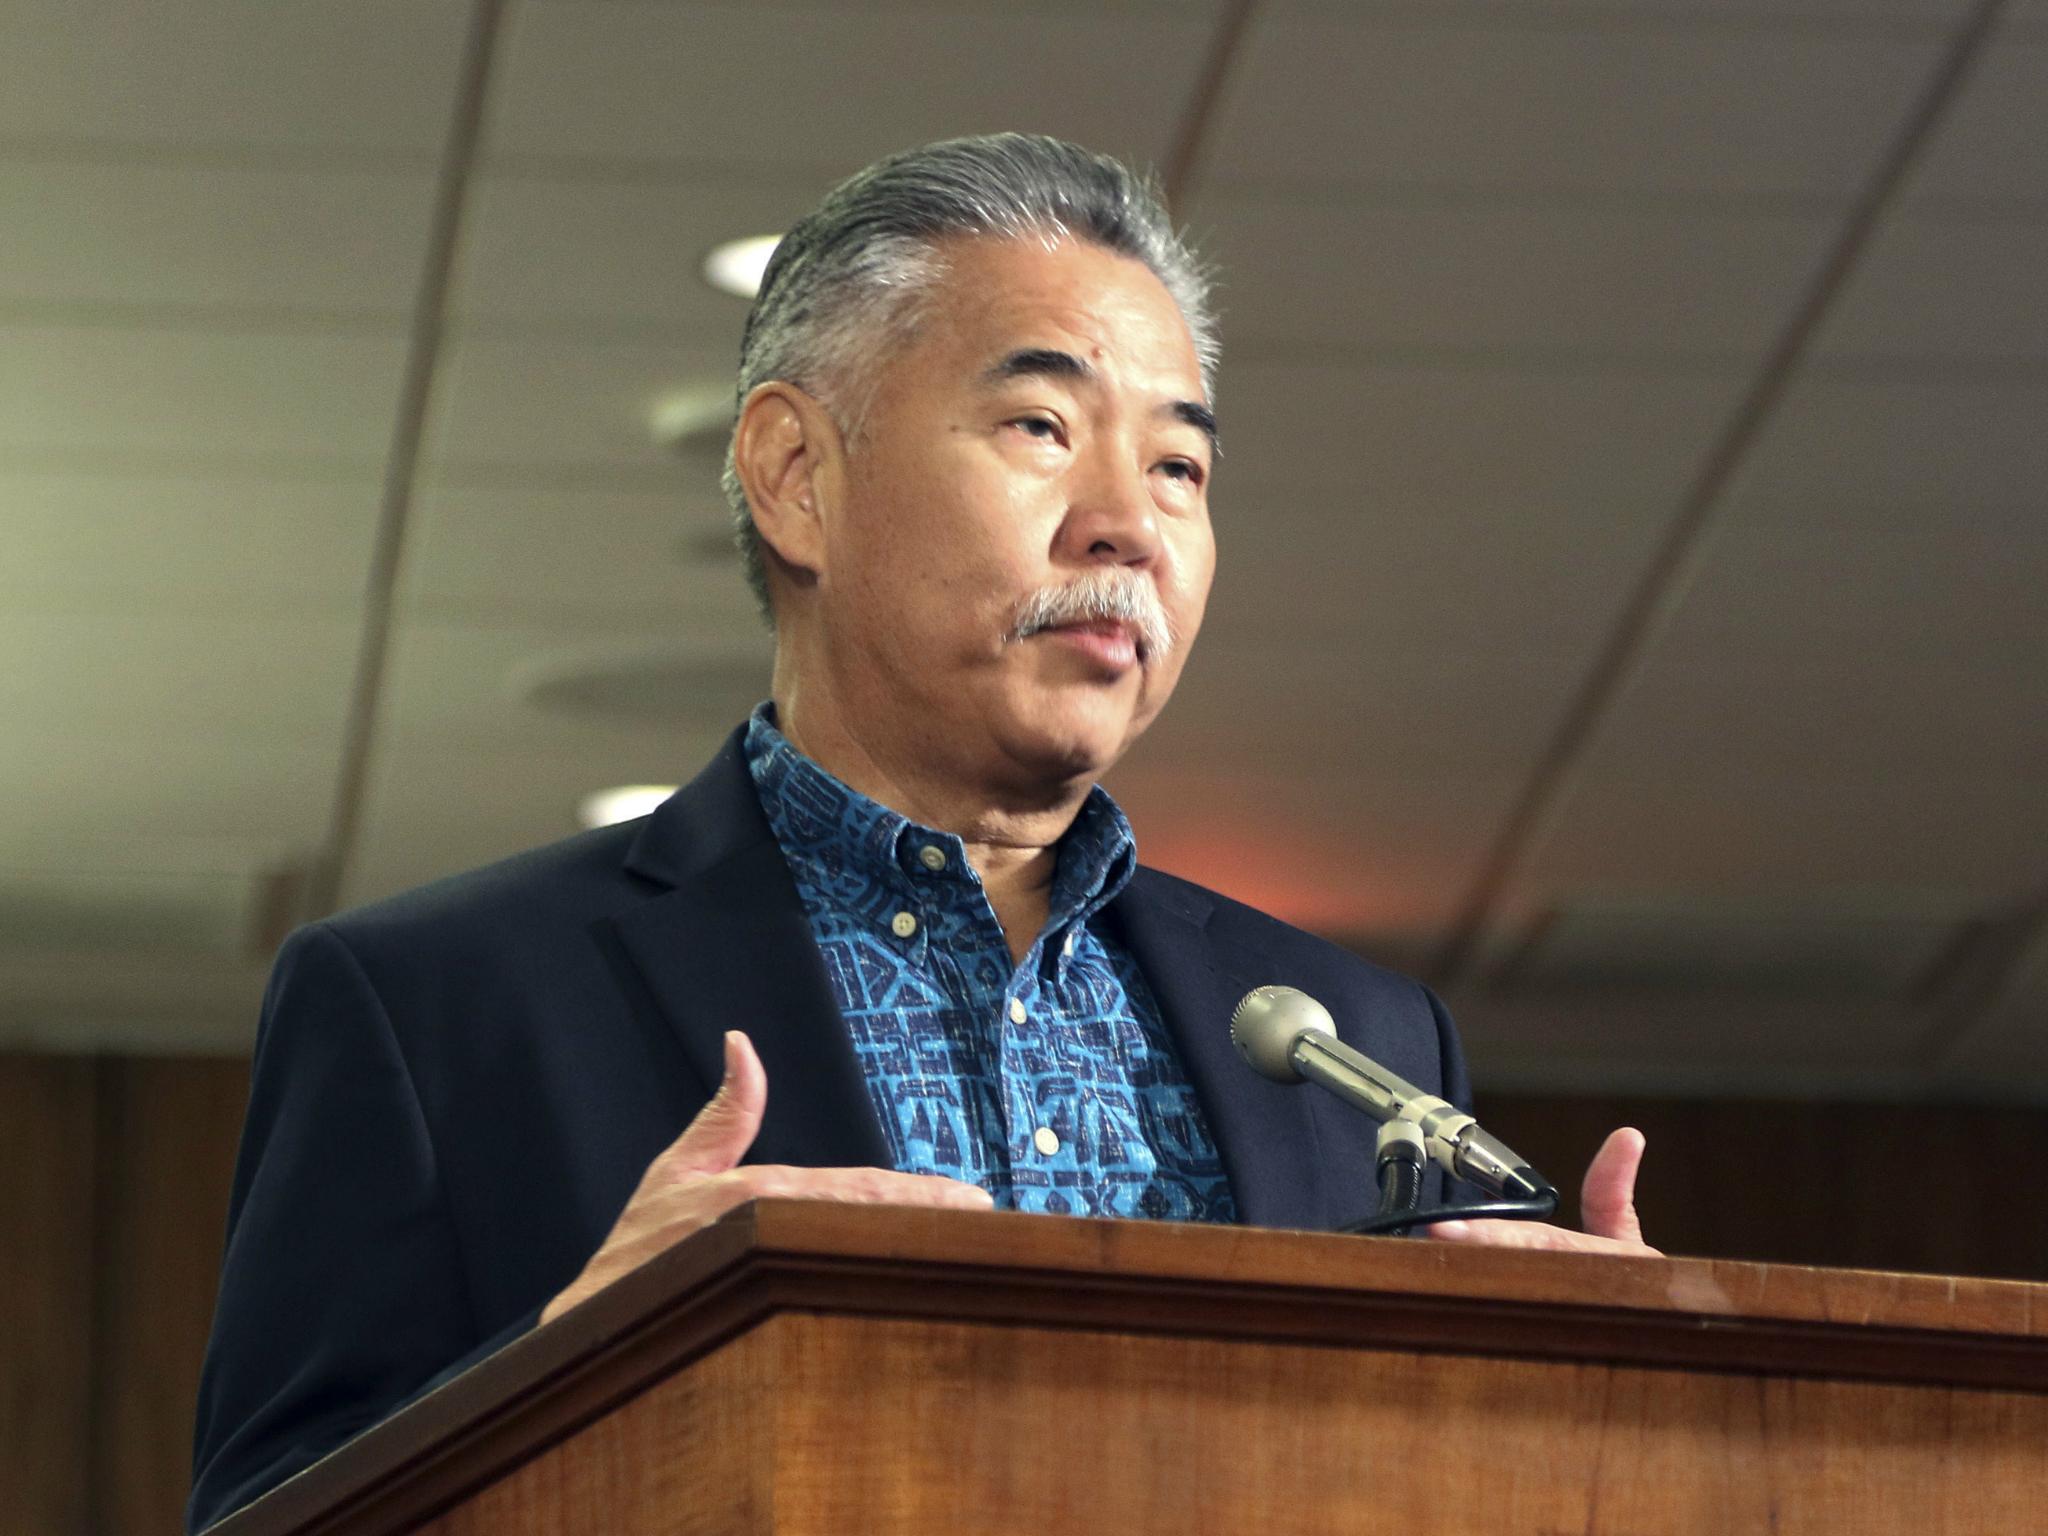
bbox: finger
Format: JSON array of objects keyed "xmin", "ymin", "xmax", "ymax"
[
  {"xmin": 733, "ymin": 1165, "xmax": 995, "ymax": 1209},
  {"xmin": 661, "ymin": 1031, "xmax": 769, "ymax": 1178},
  {"xmin": 1426, "ymin": 1218, "xmax": 1658, "ymax": 1256},
  {"xmin": 1580, "ymin": 1126, "xmax": 1648, "ymax": 1245}
]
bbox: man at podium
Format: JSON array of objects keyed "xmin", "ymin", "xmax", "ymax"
[{"xmin": 189, "ymin": 134, "xmax": 1653, "ymax": 1533}]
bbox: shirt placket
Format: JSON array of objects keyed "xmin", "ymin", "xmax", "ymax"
[{"xmin": 904, "ymin": 837, "xmax": 1018, "ymax": 1200}]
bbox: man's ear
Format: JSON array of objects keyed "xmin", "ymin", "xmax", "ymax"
[{"xmin": 730, "ymin": 381, "xmax": 845, "ymax": 584}]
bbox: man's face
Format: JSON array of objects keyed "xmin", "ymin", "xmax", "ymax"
[{"xmin": 812, "ymin": 234, "xmax": 1217, "ymax": 798}]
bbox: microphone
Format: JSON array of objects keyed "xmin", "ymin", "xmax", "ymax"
[{"xmin": 1230, "ymin": 985, "xmax": 1552, "ymax": 1202}]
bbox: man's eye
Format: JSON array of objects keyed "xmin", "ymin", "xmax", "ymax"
[
  {"xmin": 1010, "ymin": 415, "xmax": 1062, "ymax": 441},
  {"xmin": 1160, "ymin": 458, "xmax": 1205, "ymax": 486}
]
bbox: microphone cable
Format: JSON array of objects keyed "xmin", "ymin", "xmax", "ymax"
[{"xmin": 1345, "ymin": 1183, "xmax": 1560, "ymax": 1238}]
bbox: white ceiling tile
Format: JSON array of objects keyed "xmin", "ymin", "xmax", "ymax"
[
  {"xmin": 1504, "ymin": 485, "xmax": 2044, "ymax": 893},
  {"xmin": 1279, "ymin": 1, "xmax": 1973, "ymax": 14},
  {"xmin": 489, "ymin": 1, "xmax": 1216, "ymax": 172},
  {"xmin": 0, "ymin": 326, "xmax": 410, "ymax": 461},
  {"xmin": 2, "ymin": 471, "xmax": 379, "ymax": 613},
  {"xmin": 0, "ymin": 610, "xmax": 361, "ymax": 742},
  {"xmin": 1106, "ymin": 760, "xmax": 1525, "ymax": 938},
  {"xmin": 343, "ymin": 735, "xmax": 733, "ymax": 908},
  {"xmin": 1206, "ymin": 14, "xmax": 1942, "ymax": 198},
  {"xmin": 1216, "ymin": 358, "xmax": 1747, "ymax": 510},
  {"xmin": 1136, "ymin": 632, "xmax": 1586, "ymax": 781},
  {"xmin": 376, "ymin": 617, "xmax": 770, "ymax": 756},
  {"xmin": 1901, "ymin": 35, "xmax": 2048, "ymax": 205},
  {"xmin": 428, "ymin": 335, "xmax": 733, "ymax": 471},
  {"xmin": 455, "ymin": 173, "xmax": 820, "ymax": 335},
  {"xmin": 1489, "ymin": 888, "xmax": 1979, "ymax": 997},
  {"xmin": 406, "ymin": 482, "xmax": 759, "ymax": 626},
  {"xmin": 1728, "ymin": 366, "xmax": 2048, "ymax": 506},
  {"xmin": 1516, "ymin": 767, "xmax": 2046, "ymax": 896},
  {"xmin": 0, "ymin": 1, "xmax": 472, "ymax": 154},
  {"xmin": 1445, "ymin": 988, "xmax": 1941, "ymax": 1097},
  {"xmin": 1583, "ymin": 638, "xmax": 2041, "ymax": 778},
  {"xmin": 1933, "ymin": 922, "xmax": 2048, "ymax": 1091},
  {"xmin": 1197, "ymin": 488, "xmax": 1665, "ymax": 657},
  {"xmin": 1194, "ymin": 195, "xmax": 1838, "ymax": 358},
  {"xmin": 1521, "ymin": 501, "xmax": 2044, "ymax": 794},
  {"xmin": 544, "ymin": 0, "xmax": 1215, "ymax": 9},
  {"xmin": 1674, "ymin": 499, "xmax": 2044, "ymax": 663},
  {"xmin": 0, "ymin": 730, "xmax": 337, "ymax": 859},
  {"xmin": 0, "ymin": 162, "xmax": 435, "ymax": 316},
  {"xmin": 1815, "ymin": 210, "xmax": 2048, "ymax": 360}
]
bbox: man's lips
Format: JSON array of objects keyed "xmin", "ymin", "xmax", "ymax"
[{"xmin": 1039, "ymin": 619, "xmax": 1142, "ymax": 668}]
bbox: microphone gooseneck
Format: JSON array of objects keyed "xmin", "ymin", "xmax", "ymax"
[
  {"xmin": 1372, "ymin": 1119, "xmax": 1428, "ymax": 1231},
  {"xmin": 1230, "ymin": 985, "xmax": 1558, "ymax": 1211}
]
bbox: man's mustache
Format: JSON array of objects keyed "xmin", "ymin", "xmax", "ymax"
[{"xmin": 1009, "ymin": 569, "xmax": 1175, "ymax": 662}]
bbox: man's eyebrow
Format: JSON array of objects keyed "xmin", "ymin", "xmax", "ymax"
[
  {"xmin": 983, "ymin": 347, "xmax": 1219, "ymax": 453},
  {"xmin": 1173, "ymin": 400, "xmax": 1220, "ymax": 454},
  {"xmin": 981, "ymin": 347, "xmax": 1096, "ymax": 387}
]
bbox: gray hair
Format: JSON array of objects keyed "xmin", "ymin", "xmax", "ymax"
[{"xmin": 718, "ymin": 133, "xmax": 1218, "ymax": 622}]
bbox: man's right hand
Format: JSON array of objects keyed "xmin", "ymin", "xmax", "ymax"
[{"xmin": 540, "ymin": 1030, "xmax": 994, "ymax": 1324}]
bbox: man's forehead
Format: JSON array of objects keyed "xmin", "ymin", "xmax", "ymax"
[{"xmin": 926, "ymin": 236, "xmax": 1205, "ymax": 392}]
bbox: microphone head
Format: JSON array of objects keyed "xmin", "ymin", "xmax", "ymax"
[{"xmin": 1230, "ymin": 986, "xmax": 1337, "ymax": 1083}]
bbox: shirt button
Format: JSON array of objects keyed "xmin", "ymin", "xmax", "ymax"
[
  {"xmin": 1008, "ymin": 997, "xmax": 1027, "ymax": 1024},
  {"xmin": 918, "ymin": 844, "xmax": 947, "ymax": 871},
  {"xmin": 889, "ymin": 911, "xmax": 918, "ymax": 939},
  {"xmin": 1033, "ymin": 1126, "xmax": 1061, "ymax": 1156}
]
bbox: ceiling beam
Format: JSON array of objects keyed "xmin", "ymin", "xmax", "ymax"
[{"xmin": 306, "ymin": 0, "xmax": 507, "ymax": 919}]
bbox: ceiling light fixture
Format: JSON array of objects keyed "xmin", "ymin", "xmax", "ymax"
[
  {"xmin": 577, "ymin": 784, "xmax": 679, "ymax": 829},
  {"xmin": 701, "ymin": 234, "xmax": 783, "ymax": 299}
]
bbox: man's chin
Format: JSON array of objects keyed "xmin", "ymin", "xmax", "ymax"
[{"xmin": 994, "ymin": 693, "xmax": 1149, "ymax": 789}]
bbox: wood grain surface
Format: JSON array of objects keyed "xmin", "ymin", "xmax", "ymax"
[
  {"xmin": 212, "ymin": 1200, "xmax": 2048, "ymax": 1536},
  {"xmin": 395, "ymin": 1309, "xmax": 2048, "ymax": 1534},
  {"xmin": 0, "ymin": 1055, "xmax": 97, "ymax": 1536},
  {"xmin": 10, "ymin": 1067, "xmax": 2048, "ymax": 1534},
  {"xmin": 96, "ymin": 1058, "xmax": 257, "ymax": 1535}
]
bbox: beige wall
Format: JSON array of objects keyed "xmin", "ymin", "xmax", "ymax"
[{"xmin": 3, "ymin": 1053, "xmax": 2044, "ymax": 1536}]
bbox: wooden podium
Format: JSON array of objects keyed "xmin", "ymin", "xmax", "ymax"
[{"xmin": 214, "ymin": 1200, "xmax": 2048, "ymax": 1535}]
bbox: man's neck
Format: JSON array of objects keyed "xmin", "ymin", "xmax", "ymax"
[{"xmin": 772, "ymin": 686, "xmax": 1086, "ymax": 965}]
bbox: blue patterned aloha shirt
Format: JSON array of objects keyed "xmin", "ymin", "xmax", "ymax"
[{"xmin": 743, "ymin": 704, "xmax": 1237, "ymax": 1222}]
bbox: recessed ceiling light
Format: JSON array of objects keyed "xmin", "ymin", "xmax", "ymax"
[
  {"xmin": 702, "ymin": 233, "xmax": 782, "ymax": 299},
  {"xmin": 578, "ymin": 784, "xmax": 679, "ymax": 829},
  {"xmin": 514, "ymin": 646, "xmax": 771, "ymax": 725}
]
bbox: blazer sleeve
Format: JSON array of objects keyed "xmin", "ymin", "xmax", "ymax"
[{"xmin": 186, "ymin": 923, "xmax": 535, "ymax": 1532}]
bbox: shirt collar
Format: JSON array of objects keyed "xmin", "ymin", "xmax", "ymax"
[{"xmin": 741, "ymin": 701, "xmax": 1138, "ymax": 933}]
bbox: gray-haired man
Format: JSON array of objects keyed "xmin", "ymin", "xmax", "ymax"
[{"xmin": 190, "ymin": 135, "xmax": 1651, "ymax": 1533}]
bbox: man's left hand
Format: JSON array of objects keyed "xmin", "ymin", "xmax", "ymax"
[{"xmin": 1424, "ymin": 1126, "xmax": 1662, "ymax": 1257}]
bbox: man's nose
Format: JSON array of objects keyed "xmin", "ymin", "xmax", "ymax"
[{"xmin": 1064, "ymin": 446, "xmax": 1162, "ymax": 565}]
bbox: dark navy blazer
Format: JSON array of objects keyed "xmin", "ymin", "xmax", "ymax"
[{"xmin": 188, "ymin": 727, "xmax": 1471, "ymax": 1531}]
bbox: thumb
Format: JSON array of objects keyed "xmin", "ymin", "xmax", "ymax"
[
  {"xmin": 662, "ymin": 1031, "xmax": 768, "ymax": 1178},
  {"xmin": 1579, "ymin": 1126, "xmax": 1648, "ymax": 1245}
]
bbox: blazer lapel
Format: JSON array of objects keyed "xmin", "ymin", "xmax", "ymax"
[
  {"xmin": 601, "ymin": 729, "xmax": 1333, "ymax": 1218},
  {"xmin": 604, "ymin": 728, "xmax": 890, "ymax": 1170},
  {"xmin": 1107, "ymin": 870, "xmax": 1331, "ymax": 1231}
]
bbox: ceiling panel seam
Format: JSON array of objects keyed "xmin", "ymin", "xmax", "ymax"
[
  {"xmin": 1162, "ymin": 0, "xmax": 1260, "ymax": 211},
  {"xmin": 1916, "ymin": 877, "xmax": 2048, "ymax": 1072},
  {"xmin": 1424, "ymin": 0, "xmax": 2012, "ymax": 989},
  {"xmin": 306, "ymin": 0, "xmax": 508, "ymax": 920}
]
